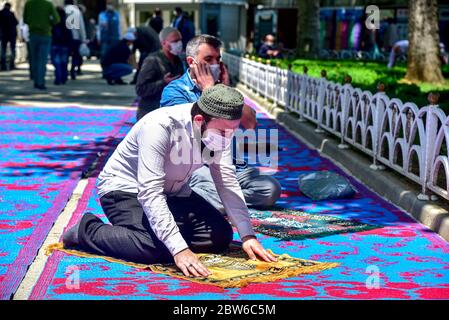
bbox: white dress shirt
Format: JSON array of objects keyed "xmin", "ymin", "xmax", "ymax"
[{"xmin": 97, "ymin": 103, "xmax": 255, "ymax": 256}]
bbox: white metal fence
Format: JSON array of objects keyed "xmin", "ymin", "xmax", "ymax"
[{"xmin": 223, "ymin": 52, "xmax": 449, "ymax": 202}]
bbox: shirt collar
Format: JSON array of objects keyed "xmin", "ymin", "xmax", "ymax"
[{"xmin": 185, "ymin": 69, "xmax": 201, "ymax": 92}]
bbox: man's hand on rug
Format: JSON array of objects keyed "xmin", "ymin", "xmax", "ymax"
[
  {"xmin": 174, "ymin": 248, "xmax": 212, "ymax": 278},
  {"xmin": 242, "ymin": 236, "xmax": 277, "ymax": 262}
]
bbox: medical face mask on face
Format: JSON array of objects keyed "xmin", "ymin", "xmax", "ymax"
[
  {"xmin": 202, "ymin": 129, "xmax": 232, "ymax": 152},
  {"xmin": 191, "ymin": 59, "xmax": 221, "ymax": 83},
  {"xmin": 209, "ymin": 64, "xmax": 221, "ymax": 83},
  {"xmin": 169, "ymin": 40, "xmax": 183, "ymax": 56}
]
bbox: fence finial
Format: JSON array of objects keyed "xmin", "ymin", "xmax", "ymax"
[
  {"xmin": 344, "ymin": 74, "xmax": 352, "ymax": 84},
  {"xmin": 258, "ymin": 57, "xmax": 263, "ymax": 63},
  {"xmin": 377, "ymin": 82, "xmax": 385, "ymax": 93},
  {"xmin": 321, "ymin": 70, "xmax": 327, "ymax": 78},
  {"xmin": 266, "ymin": 59, "xmax": 271, "ymax": 65},
  {"xmin": 245, "ymin": 54, "xmax": 249, "ymax": 59},
  {"xmin": 303, "ymin": 66, "xmax": 308, "ymax": 74},
  {"xmin": 428, "ymin": 92, "xmax": 440, "ymax": 105}
]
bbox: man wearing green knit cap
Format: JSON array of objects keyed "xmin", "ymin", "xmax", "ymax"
[
  {"xmin": 63, "ymin": 84, "xmax": 277, "ymax": 278},
  {"xmin": 23, "ymin": 0, "xmax": 60, "ymax": 90}
]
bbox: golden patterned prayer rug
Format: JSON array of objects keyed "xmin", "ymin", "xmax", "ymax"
[
  {"xmin": 46, "ymin": 242, "xmax": 339, "ymax": 288},
  {"xmin": 249, "ymin": 208, "xmax": 380, "ymax": 241}
]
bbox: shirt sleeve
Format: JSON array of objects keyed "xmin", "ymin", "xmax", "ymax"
[
  {"xmin": 209, "ymin": 147, "xmax": 256, "ymax": 240},
  {"xmin": 136, "ymin": 120, "xmax": 189, "ymax": 256}
]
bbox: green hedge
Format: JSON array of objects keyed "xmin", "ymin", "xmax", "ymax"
[{"xmin": 247, "ymin": 56, "xmax": 449, "ymax": 113}]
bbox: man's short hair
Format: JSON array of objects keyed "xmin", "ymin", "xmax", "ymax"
[
  {"xmin": 159, "ymin": 27, "xmax": 180, "ymax": 42},
  {"xmin": 175, "ymin": 7, "xmax": 183, "ymax": 14},
  {"xmin": 186, "ymin": 35, "xmax": 222, "ymax": 59}
]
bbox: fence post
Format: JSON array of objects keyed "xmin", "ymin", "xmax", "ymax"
[
  {"xmin": 264, "ymin": 59, "xmax": 270, "ymax": 100},
  {"xmin": 337, "ymin": 74, "xmax": 353, "ymax": 149},
  {"xmin": 257, "ymin": 57, "xmax": 263, "ymax": 95},
  {"xmin": 418, "ymin": 92, "xmax": 440, "ymax": 201},
  {"xmin": 273, "ymin": 60, "xmax": 281, "ymax": 106},
  {"xmin": 370, "ymin": 82, "xmax": 387, "ymax": 170},
  {"xmin": 315, "ymin": 70, "xmax": 327, "ymax": 133},
  {"xmin": 298, "ymin": 66, "xmax": 308, "ymax": 122}
]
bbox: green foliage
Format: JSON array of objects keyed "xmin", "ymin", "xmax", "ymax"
[{"xmin": 261, "ymin": 57, "xmax": 449, "ymax": 112}]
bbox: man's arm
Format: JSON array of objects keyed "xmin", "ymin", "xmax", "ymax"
[
  {"xmin": 208, "ymin": 147, "xmax": 255, "ymax": 240},
  {"xmin": 209, "ymin": 147, "xmax": 277, "ymax": 262},
  {"xmin": 135, "ymin": 56, "xmax": 166, "ymax": 98}
]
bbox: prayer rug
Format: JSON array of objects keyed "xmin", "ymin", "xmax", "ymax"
[
  {"xmin": 0, "ymin": 105, "xmax": 134, "ymax": 300},
  {"xmin": 45, "ymin": 242, "xmax": 339, "ymax": 288},
  {"xmin": 249, "ymin": 208, "xmax": 379, "ymax": 241}
]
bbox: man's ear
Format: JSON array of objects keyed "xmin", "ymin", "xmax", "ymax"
[
  {"xmin": 186, "ymin": 56, "xmax": 195, "ymax": 67},
  {"xmin": 192, "ymin": 114, "xmax": 204, "ymax": 127}
]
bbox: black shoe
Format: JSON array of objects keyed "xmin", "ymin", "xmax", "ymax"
[
  {"xmin": 114, "ymin": 78, "xmax": 127, "ymax": 85},
  {"xmin": 106, "ymin": 79, "xmax": 114, "ymax": 85},
  {"xmin": 62, "ymin": 220, "xmax": 82, "ymax": 249},
  {"xmin": 34, "ymin": 84, "xmax": 47, "ymax": 90},
  {"xmin": 54, "ymin": 80, "xmax": 61, "ymax": 85},
  {"xmin": 70, "ymin": 70, "xmax": 76, "ymax": 80}
]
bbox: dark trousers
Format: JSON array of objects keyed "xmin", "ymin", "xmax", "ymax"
[
  {"xmin": 1, "ymin": 37, "xmax": 16, "ymax": 69},
  {"xmin": 102, "ymin": 63, "xmax": 133, "ymax": 81},
  {"xmin": 29, "ymin": 34, "xmax": 51, "ymax": 86},
  {"xmin": 50, "ymin": 45, "xmax": 69, "ymax": 84},
  {"xmin": 77, "ymin": 191, "xmax": 233, "ymax": 264},
  {"xmin": 69, "ymin": 39, "xmax": 82, "ymax": 74}
]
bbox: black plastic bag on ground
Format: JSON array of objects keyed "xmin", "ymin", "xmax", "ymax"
[{"xmin": 298, "ymin": 171, "xmax": 356, "ymax": 201}]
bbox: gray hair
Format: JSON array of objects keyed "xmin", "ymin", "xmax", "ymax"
[
  {"xmin": 159, "ymin": 27, "xmax": 180, "ymax": 42},
  {"xmin": 186, "ymin": 34, "xmax": 222, "ymax": 59}
]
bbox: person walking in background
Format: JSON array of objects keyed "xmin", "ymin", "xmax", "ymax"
[
  {"xmin": 149, "ymin": 8, "xmax": 163, "ymax": 34},
  {"xmin": 101, "ymin": 30, "xmax": 135, "ymax": 85},
  {"xmin": 97, "ymin": 1, "xmax": 121, "ymax": 59},
  {"xmin": 135, "ymin": 27, "xmax": 184, "ymax": 121},
  {"xmin": 130, "ymin": 25, "xmax": 161, "ymax": 85},
  {"xmin": 383, "ymin": 17, "xmax": 399, "ymax": 52},
  {"xmin": 64, "ymin": 0, "xmax": 87, "ymax": 80},
  {"xmin": 172, "ymin": 7, "xmax": 195, "ymax": 50},
  {"xmin": 23, "ymin": 0, "xmax": 60, "ymax": 90},
  {"xmin": 51, "ymin": 6, "xmax": 72, "ymax": 85},
  {"xmin": 0, "ymin": 2, "xmax": 18, "ymax": 71}
]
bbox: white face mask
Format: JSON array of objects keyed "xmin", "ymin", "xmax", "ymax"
[
  {"xmin": 209, "ymin": 64, "xmax": 221, "ymax": 83},
  {"xmin": 202, "ymin": 129, "xmax": 232, "ymax": 151},
  {"xmin": 169, "ymin": 40, "xmax": 183, "ymax": 56},
  {"xmin": 191, "ymin": 59, "xmax": 221, "ymax": 83}
]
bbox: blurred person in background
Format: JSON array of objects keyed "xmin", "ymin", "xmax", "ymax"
[
  {"xmin": 23, "ymin": 0, "xmax": 60, "ymax": 90},
  {"xmin": 51, "ymin": 6, "xmax": 72, "ymax": 85},
  {"xmin": 172, "ymin": 7, "xmax": 195, "ymax": 50},
  {"xmin": 98, "ymin": 1, "xmax": 121, "ymax": 58},
  {"xmin": 0, "ymin": 2, "xmax": 18, "ymax": 71},
  {"xmin": 135, "ymin": 27, "xmax": 184, "ymax": 120},
  {"xmin": 101, "ymin": 29, "xmax": 135, "ymax": 85},
  {"xmin": 149, "ymin": 8, "xmax": 163, "ymax": 34},
  {"xmin": 130, "ymin": 25, "xmax": 161, "ymax": 85},
  {"xmin": 64, "ymin": 0, "xmax": 87, "ymax": 80}
]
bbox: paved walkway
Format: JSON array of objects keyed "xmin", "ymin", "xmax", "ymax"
[{"xmin": 0, "ymin": 60, "xmax": 136, "ymax": 108}]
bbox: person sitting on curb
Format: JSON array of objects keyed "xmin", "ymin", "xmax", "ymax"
[
  {"xmin": 62, "ymin": 84, "xmax": 277, "ymax": 277},
  {"xmin": 135, "ymin": 27, "xmax": 184, "ymax": 121},
  {"xmin": 160, "ymin": 34, "xmax": 282, "ymax": 212},
  {"xmin": 101, "ymin": 29, "xmax": 136, "ymax": 85}
]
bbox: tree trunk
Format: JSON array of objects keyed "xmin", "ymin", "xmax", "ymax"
[
  {"xmin": 405, "ymin": 0, "xmax": 444, "ymax": 83},
  {"xmin": 297, "ymin": 0, "xmax": 320, "ymax": 58}
]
